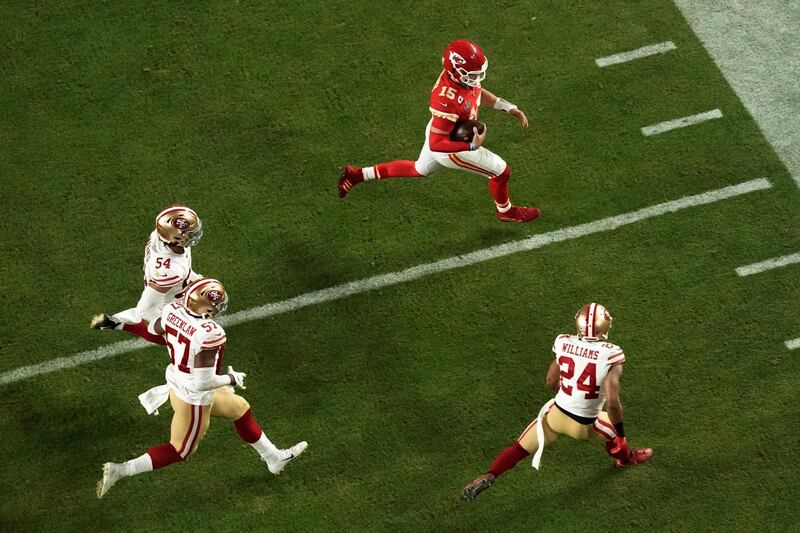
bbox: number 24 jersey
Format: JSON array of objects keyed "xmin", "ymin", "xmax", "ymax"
[{"xmin": 552, "ymin": 334, "xmax": 625, "ymax": 418}]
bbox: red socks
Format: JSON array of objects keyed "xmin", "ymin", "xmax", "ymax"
[
  {"xmin": 374, "ymin": 160, "xmax": 423, "ymax": 179},
  {"xmin": 488, "ymin": 441, "xmax": 530, "ymax": 477},
  {"xmin": 122, "ymin": 321, "xmax": 167, "ymax": 345},
  {"xmin": 233, "ymin": 409, "xmax": 263, "ymax": 444},
  {"xmin": 488, "ymin": 166, "xmax": 511, "ymax": 208},
  {"xmin": 147, "ymin": 443, "xmax": 183, "ymax": 469}
]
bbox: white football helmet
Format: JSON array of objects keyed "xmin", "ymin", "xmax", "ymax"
[{"xmin": 575, "ymin": 303, "xmax": 613, "ymax": 340}]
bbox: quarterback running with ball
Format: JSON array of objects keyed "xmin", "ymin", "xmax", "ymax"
[
  {"xmin": 97, "ymin": 278, "xmax": 307, "ymax": 498},
  {"xmin": 339, "ymin": 39, "xmax": 540, "ymax": 223},
  {"xmin": 90, "ymin": 205, "xmax": 205, "ymax": 345},
  {"xmin": 461, "ymin": 303, "xmax": 653, "ymax": 501}
]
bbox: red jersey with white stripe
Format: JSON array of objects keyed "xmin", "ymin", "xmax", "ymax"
[
  {"xmin": 429, "ymin": 70, "xmax": 481, "ymax": 123},
  {"xmin": 552, "ymin": 334, "xmax": 625, "ymax": 418},
  {"xmin": 143, "ymin": 230, "xmax": 193, "ymax": 298},
  {"xmin": 160, "ymin": 302, "xmax": 227, "ymax": 378}
]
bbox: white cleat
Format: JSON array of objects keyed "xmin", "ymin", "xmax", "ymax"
[
  {"xmin": 265, "ymin": 441, "xmax": 308, "ymax": 475},
  {"xmin": 96, "ymin": 462, "xmax": 123, "ymax": 499}
]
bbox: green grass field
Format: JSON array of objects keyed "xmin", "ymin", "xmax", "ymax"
[{"xmin": 2, "ymin": 1, "xmax": 799, "ymax": 531}]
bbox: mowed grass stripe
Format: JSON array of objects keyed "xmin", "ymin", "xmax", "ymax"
[{"xmin": 0, "ymin": 178, "xmax": 772, "ymax": 386}]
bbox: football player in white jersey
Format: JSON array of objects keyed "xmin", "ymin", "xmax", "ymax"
[
  {"xmin": 96, "ymin": 278, "xmax": 307, "ymax": 498},
  {"xmin": 461, "ymin": 303, "xmax": 653, "ymax": 501},
  {"xmin": 90, "ymin": 205, "xmax": 204, "ymax": 345}
]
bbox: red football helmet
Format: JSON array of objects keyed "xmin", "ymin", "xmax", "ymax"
[{"xmin": 442, "ymin": 39, "xmax": 488, "ymax": 88}]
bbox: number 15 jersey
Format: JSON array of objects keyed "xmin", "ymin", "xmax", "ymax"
[{"xmin": 552, "ymin": 334, "xmax": 625, "ymax": 419}]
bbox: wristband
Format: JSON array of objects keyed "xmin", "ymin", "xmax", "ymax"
[
  {"xmin": 469, "ymin": 142, "xmax": 475, "ymax": 151},
  {"xmin": 613, "ymin": 421, "xmax": 625, "ymax": 437},
  {"xmin": 493, "ymin": 97, "xmax": 518, "ymax": 113}
]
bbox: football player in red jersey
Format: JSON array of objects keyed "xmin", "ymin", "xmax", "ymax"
[
  {"xmin": 460, "ymin": 303, "xmax": 653, "ymax": 501},
  {"xmin": 339, "ymin": 39, "xmax": 540, "ymax": 223}
]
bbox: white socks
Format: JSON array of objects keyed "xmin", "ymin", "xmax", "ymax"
[
  {"xmin": 496, "ymin": 201, "xmax": 512, "ymax": 213},
  {"xmin": 251, "ymin": 433, "xmax": 281, "ymax": 460},
  {"xmin": 362, "ymin": 166, "xmax": 376, "ymax": 181},
  {"xmin": 122, "ymin": 453, "xmax": 153, "ymax": 477}
]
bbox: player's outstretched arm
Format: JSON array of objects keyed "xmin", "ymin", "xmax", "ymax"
[{"xmin": 480, "ymin": 88, "xmax": 528, "ymax": 128}]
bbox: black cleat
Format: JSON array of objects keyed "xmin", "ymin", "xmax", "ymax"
[
  {"xmin": 461, "ymin": 473, "xmax": 496, "ymax": 502},
  {"xmin": 90, "ymin": 314, "xmax": 121, "ymax": 330}
]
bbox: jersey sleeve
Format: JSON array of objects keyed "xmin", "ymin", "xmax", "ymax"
[
  {"xmin": 606, "ymin": 345, "xmax": 625, "ymax": 367},
  {"xmin": 146, "ymin": 259, "xmax": 188, "ymax": 289},
  {"xmin": 197, "ymin": 323, "xmax": 227, "ymax": 351},
  {"xmin": 552, "ymin": 334, "xmax": 568, "ymax": 355}
]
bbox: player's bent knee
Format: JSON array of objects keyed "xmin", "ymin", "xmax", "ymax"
[
  {"xmin": 235, "ymin": 397, "xmax": 250, "ymax": 418},
  {"xmin": 414, "ymin": 160, "xmax": 432, "ymax": 176},
  {"xmin": 492, "ymin": 165, "xmax": 511, "ymax": 184}
]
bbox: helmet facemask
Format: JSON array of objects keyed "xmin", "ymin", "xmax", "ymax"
[
  {"xmin": 448, "ymin": 52, "xmax": 487, "ymax": 88},
  {"xmin": 179, "ymin": 219, "xmax": 203, "ymax": 247}
]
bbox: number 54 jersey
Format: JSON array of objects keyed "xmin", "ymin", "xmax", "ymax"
[
  {"xmin": 160, "ymin": 302, "xmax": 227, "ymax": 405},
  {"xmin": 552, "ymin": 334, "xmax": 625, "ymax": 419}
]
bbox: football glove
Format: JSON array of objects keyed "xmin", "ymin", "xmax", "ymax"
[{"xmin": 228, "ymin": 366, "xmax": 247, "ymax": 389}]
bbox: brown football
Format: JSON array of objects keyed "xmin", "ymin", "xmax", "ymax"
[{"xmin": 449, "ymin": 119, "xmax": 486, "ymax": 143}]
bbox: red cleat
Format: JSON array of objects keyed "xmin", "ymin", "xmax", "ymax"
[
  {"xmin": 496, "ymin": 205, "xmax": 540, "ymax": 223},
  {"xmin": 338, "ymin": 166, "xmax": 364, "ymax": 198},
  {"xmin": 615, "ymin": 447, "xmax": 654, "ymax": 469}
]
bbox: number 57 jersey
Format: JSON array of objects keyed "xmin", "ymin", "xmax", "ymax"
[
  {"xmin": 160, "ymin": 301, "xmax": 227, "ymax": 405},
  {"xmin": 553, "ymin": 334, "xmax": 625, "ymax": 419}
]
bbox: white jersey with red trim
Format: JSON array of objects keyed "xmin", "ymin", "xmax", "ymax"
[
  {"xmin": 552, "ymin": 334, "xmax": 625, "ymax": 418},
  {"xmin": 160, "ymin": 301, "xmax": 227, "ymax": 405},
  {"xmin": 143, "ymin": 230, "xmax": 194, "ymax": 299}
]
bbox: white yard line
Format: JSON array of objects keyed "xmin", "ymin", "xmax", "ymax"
[
  {"xmin": 641, "ymin": 109, "xmax": 723, "ymax": 136},
  {"xmin": 735, "ymin": 252, "xmax": 800, "ymax": 277},
  {"xmin": 0, "ymin": 178, "xmax": 773, "ymax": 386},
  {"xmin": 784, "ymin": 338, "xmax": 800, "ymax": 350},
  {"xmin": 595, "ymin": 41, "xmax": 677, "ymax": 67}
]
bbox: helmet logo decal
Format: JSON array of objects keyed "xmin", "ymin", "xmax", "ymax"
[
  {"xmin": 171, "ymin": 217, "xmax": 190, "ymax": 230},
  {"xmin": 206, "ymin": 289, "xmax": 223, "ymax": 302},
  {"xmin": 449, "ymin": 51, "xmax": 466, "ymax": 68}
]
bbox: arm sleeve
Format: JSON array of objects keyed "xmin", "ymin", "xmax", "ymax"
[
  {"xmin": 607, "ymin": 350, "xmax": 626, "ymax": 367},
  {"xmin": 428, "ymin": 115, "xmax": 471, "ymax": 153},
  {"xmin": 135, "ymin": 285, "xmax": 168, "ymax": 323},
  {"xmin": 193, "ymin": 367, "xmax": 232, "ymax": 391},
  {"xmin": 552, "ymin": 334, "xmax": 567, "ymax": 355},
  {"xmin": 198, "ymin": 325, "xmax": 227, "ymax": 351}
]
